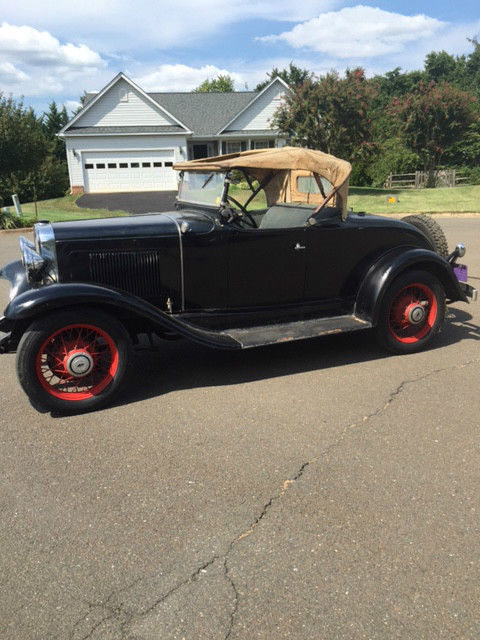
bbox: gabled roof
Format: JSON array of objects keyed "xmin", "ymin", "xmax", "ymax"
[
  {"xmin": 216, "ymin": 77, "xmax": 290, "ymax": 135},
  {"xmin": 59, "ymin": 72, "xmax": 192, "ymax": 136},
  {"xmin": 60, "ymin": 74, "xmax": 289, "ymax": 139},
  {"xmin": 152, "ymin": 91, "xmax": 256, "ymax": 138}
]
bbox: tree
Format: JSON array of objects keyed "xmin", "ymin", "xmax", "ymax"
[
  {"xmin": 388, "ymin": 81, "xmax": 477, "ymax": 185},
  {"xmin": 255, "ymin": 63, "xmax": 312, "ymax": 92},
  {"xmin": 42, "ymin": 101, "xmax": 69, "ymax": 162},
  {"xmin": 424, "ymin": 51, "xmax": 458, "ymax": 84},
  {"xmin": 193, "ymin": 75, "xmax": 234, "ymax": 92},
  {"xmin": 273, "ymin": 68, "xmax": 377, "ymax": 163},
  {"xmin": 0, "ymin": 95, "xmax": 47, "ymax": 178}
]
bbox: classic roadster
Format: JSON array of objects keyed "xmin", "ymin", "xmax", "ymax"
[{"xmin": 0, "ymin": 147, "xmax": 476, "ymax": 413}]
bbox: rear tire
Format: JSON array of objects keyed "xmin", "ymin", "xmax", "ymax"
[
  {"xmin": 16, "ymin": 307, "xmax": 131, "ymax": 414},
  {"xmin": 375, "ymin": 270, "xmax": 446, "ymax": 354},
  {"xmin": 401, "ymin": 214, "xmax": 449, "ymax": 258}
]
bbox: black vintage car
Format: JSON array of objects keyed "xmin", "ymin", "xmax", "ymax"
[{"xmin": 0, "ymin": 147, "xmax": 477, "ymax": 413}]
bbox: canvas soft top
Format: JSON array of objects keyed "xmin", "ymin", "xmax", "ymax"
[{"xmin": 174, "ymin": 146, "xmax": 352, "ymax": 218}]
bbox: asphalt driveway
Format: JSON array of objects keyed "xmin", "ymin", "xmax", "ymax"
[
  {"xmin": 0, "ymin": 218, "xmax": 479, "ymax": 639},
  {"xmin": 77, "ymin": 190, "xmax": 177, "ymax": 214}
]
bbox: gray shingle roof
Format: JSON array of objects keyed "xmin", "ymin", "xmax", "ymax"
[
  {"xmin": 151, "ymin": 91, "xmax": 256, "ymax": 137},
  {"xmin": 79, "ymin": 90, "xmax": 275, "ymax": 138}
]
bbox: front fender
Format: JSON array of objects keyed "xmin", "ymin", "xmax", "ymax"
[
  {"xmin": 0, "ymin": 259, "xmax": 31, "ymax": 300},
  {"xmin": 3, "ymin": 282, "xmax": 239, "ymax": 350},
  {"xmin": 355, "ymin": 246, "xmax": 467, "ymax": 326}
]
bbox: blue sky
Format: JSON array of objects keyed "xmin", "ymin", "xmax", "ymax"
[{"xmin": 0, "ymin": 1, "xmax": 479, "ymax": 116}]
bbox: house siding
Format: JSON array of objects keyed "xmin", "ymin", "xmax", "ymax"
[
  {"xmin": 65, "ymin": 135, "xmax": 187, "ymax": 188},
  {"xmin": 76, "ymin": 79, "xmax": 177, "ymax": 128},
  {"xmin": 224, "ymin": 81, "xmax": 286, "ymax": 132}
]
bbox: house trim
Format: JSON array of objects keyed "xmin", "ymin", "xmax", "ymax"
[
  {"xmin": 58, "ymin": 72, "xmax": 192, "ymax": 136},
  {"xmin": 216, "ymin": 77, "xmax": 290, "ymax": 135}
]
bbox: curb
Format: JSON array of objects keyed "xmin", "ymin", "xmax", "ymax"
[{"xmin": 0, "ymin": 227, "xmax": 34, "ymax": 234}]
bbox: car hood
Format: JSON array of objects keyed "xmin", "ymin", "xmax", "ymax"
[{"xmin": 50, "ymin": 210, "xmax": 215, "ymax": 242}]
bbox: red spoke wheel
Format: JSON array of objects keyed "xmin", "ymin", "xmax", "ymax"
[
  {"xmin": 376, "ymin": 270, "xmax": 445, "ymax": 354},
  {"xmin": 17, "ymin": 308, "xmax": 131, "ymax": 413}
]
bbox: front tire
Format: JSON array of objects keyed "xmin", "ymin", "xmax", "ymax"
[
  {"xmin": 16, "ymin": 308, "xmax": 131, "ymax": 414},
  {"xmin": 375, "ymin": 270, "xmax": 446, "ymax": 354}
]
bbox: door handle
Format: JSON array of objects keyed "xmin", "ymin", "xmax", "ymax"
[{"xmin": 294, "ymin": 242, "xmax": 305, "ymax": 250}]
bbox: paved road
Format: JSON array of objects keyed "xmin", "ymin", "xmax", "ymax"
[
  {"xmin": 77, "ymin": 190, "xmax": 177, "ymax": 214},
  {"xmin": 0, "ymin": 219, "xmax": 479, "ymax": 639}
]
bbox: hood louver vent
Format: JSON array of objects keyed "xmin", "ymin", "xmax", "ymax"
[{"xmin": 89, "ymin": 250, "xmax": 163, "ymax": 296}]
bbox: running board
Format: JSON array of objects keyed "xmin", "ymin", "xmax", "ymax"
[{"xmin": 218, "ymin": 315, "xmax": 371, "ymax": 349}]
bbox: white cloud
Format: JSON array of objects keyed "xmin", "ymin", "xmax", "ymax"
[
  {"xmin": 0, "ymin": 22, "xmax": 107, "ymax": 97},
  {"xmin": 0, "ymin": 61, "xmax": 29, "ymax": 84},
  {"xmin": 0, "ymin": 1, "xmax": 339, "ymax": 53},
  {"xmin": 259, "ymin": 5, "xmax": 445, "ymax": 58},
  {"xmin": 135, "ymin": 64, "xmax": 245, "ymax": 92},
  {"xmin": 64, "ymin": 99, "xmax": 81, "ymax": 115},
  {"xmin": 0, "ymin": 22, "xmax": 104, "ymax": 67}
]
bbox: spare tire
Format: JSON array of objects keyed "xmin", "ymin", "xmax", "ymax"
[{"xmin": 401, "ymin": 214, "xmax": 449, "ymax": 258}]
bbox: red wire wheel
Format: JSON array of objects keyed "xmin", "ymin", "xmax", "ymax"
[
  {"xmin": 17, "ymin": 308, "xmax": 131, "ymax": 413},
  {"xmin": 375, "ymin": 270, "xmax": 446, "ymax": 354},
  {"xmin": 35, "ymin": 324, "xmax": 119, "ymax": 401},
  {"xmin": 388, "ymin": 283, "xmax": 438, "ymax": 344}
]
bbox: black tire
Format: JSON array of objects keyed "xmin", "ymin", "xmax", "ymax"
[
  {"xmin": 16, "ymin": 307, "xmax": 131, "ymax": 414},
  {"xmin": 375, "ymin": 269, "xmax": 446, "ymax": 354},
  {"xmin": 401, "ymin": 214, "xmax": 449, "ymax": 258}
]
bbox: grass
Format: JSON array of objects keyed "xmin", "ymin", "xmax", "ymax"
[
  {"xmin": 18, "ymin": 194, "xmax": 127, "ymax": 224},
  {"xmin": 7, "ymin": 183, "xmax": 480, "ymax": 229},
  {"xmin": 348, "ymin": 184, "xmax": 480, "ymax": 214}
]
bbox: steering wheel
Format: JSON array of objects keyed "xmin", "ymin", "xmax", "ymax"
[{"xmin": 225, "ymin": 194, "xmax": 257, "ymax": 228}]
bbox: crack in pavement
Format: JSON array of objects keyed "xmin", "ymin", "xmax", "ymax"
[{"xmin": 71, "ymin": 357, "xmax": 479, "ymax": 640}]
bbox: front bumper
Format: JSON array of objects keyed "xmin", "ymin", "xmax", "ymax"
[{"xmin": 459, "ymin": 281, "xmax": 478, "ymax": 302}]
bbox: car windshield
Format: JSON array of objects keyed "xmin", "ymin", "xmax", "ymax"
[{"xmin": 177, "ymin": 171, "xmax": 225, "ymax": 207}]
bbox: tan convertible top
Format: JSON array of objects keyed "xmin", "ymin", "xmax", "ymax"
[{"xmin": 174, "ymin": 147, "xmax": 352, "ymax": 218}]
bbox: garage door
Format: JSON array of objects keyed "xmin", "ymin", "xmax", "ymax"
[{"xmin": 83, "ymin": 151, "xmax": 178, "ymax": 192}]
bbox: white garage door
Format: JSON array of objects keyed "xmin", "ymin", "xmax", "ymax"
[{"xmin": 83, "ymin": 150, "xmax": 178, "ymax": 192}]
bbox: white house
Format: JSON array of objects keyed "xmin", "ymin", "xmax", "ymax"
[{"xmin": 58, "ymin": 73, "xmax": 289, "ymax": 194}]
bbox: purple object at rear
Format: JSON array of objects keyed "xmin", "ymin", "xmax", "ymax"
[{"xmin": 454, "ymin": 264, "xmax": 468, "ymax": 282}]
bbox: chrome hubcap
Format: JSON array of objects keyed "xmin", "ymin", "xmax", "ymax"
[
  {"xmin": 66, "ymin": 352, "xmax": 94, "ymax": 377},
  {"xmin": 407, "ymin": 304, "xmax": 426, "ymax": 324}
]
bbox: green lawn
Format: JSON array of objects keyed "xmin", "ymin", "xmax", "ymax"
[
  {"xmin": 348, "ymin": 185, "xmax": 480, "ymax": 214},
  {"xmin": 19, "ymin": 195, "xmax": 127, "ymax": 223},
  {"xmin": 11, "ymin": 184, "xmax": 480, "ymax": 228}
]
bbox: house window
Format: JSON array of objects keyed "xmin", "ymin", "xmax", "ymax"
[
  {"xmin": 130, "ymin": 162, "xmax": 139, "ymax": 168},
  {"xmin": 165, "ymin": 161, "xmax": 173, "ymax": 167},
  {"xmin": 119, "ymin": 88, "xmax": 129, "ymax": 102},
  {"xmin": 253, "ymin": 140, "xmax": 268, "ymax": 149},
  {"xmin": 96, "ymin": 163, "xmax": 105, "ymax": 169},
  {"xmin": 142, "ymin": 162, "xmax": 151, "ymax": 168},
  {"xmin": 222, "ymin": 141, "xmax": 247, "ymax": 155},
  {"xmin": 153, "ymin": 162, "xmax": 163, "ymax": 167},
  {"xmin": 108, "ymin": 163, "xmax": 117, "ymax": 169},
  {"xmin": 84, "ymin": 163, "xmax": 94, "ymax": 169},
  {"xmin": 119, "ymin": 162, "xmax": 128, "ymax": 168}
]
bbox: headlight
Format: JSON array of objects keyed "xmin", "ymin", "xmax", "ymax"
[
  {"xmin": 20, "ymin": 237, "xmax": 45, "ymax": 282},
  {"xmin": 34, "ymin": 222, "xmax": 58, "ymax": 283},
  {"xmin": 19, "ymin": 222, "xmax": 58, "ymax": 284}
]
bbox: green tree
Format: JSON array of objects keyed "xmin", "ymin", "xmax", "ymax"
[
  {"xmin": 0, "ymin": 95, "xmax": 48, "ymax": 204},
  {"xmin": 42, "ymin": 101, "xmax": 68, "ymax": 162},
  {"xmin": 193, "ymin": 75, "xmax": 234, "ymax": 92},
  {"xmin": 255, "ymin": 63, "xmax": 312, "ymax": 92},
  {"xmin": 273, "ymin": 68, "xmax": 377, "ymax": 163},
  {"xmin": 389, "ymin": 81, "xmax": 477, "ymax": 185}
]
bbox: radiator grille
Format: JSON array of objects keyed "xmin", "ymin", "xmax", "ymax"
[{"xmin": 89, "ymin": 250, "xmax": 163, "ymax": 296}]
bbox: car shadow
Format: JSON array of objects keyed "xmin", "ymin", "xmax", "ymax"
[{"xmin": 108, "ymin": 306, "xmax": 479, "ymax": 410}]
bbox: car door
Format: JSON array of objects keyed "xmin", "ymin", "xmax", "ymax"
[{"xmin": 226, "ymin": 225, "xmax": 308, "ymax": 309}]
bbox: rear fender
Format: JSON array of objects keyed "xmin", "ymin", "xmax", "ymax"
[
  {"xmin": 3, "ymin": 282, "xmax": 240, "ymax": 350},
  {"xmin": 355, "ymin": 246, "xmax": 467, "ymax": 326}
]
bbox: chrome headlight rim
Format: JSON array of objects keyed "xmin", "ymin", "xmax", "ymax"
[
  {"xmin": 34, "ymin": 222, "xmax": 58, "ymax": 283},
  {"xmin": 19, "ymin": 236, "xmax": 45, "ymax": 282}
]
